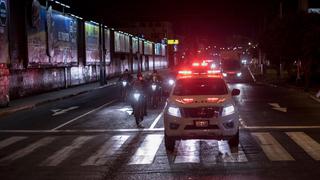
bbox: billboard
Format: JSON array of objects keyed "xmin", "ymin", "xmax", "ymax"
[
  {"xmin": 114, "ymin": 32, "xmax": 130, "ymax": 53},
  {"xmin": 85, "ymin": 22, "xmax": 100, "ymax": 64},
  {"xmin": 0, "ymin": 0, "xmax": 8, "ymax": 64},
  {"xmin": 27, "ymin": 1, "xmax": 49, "ymax": 65},
  {"xmin": 155, "ymin": 43, "xmax": 161, "ymax": 55},
  {"xmin": 104, "ymin": 28, "xmax": 111, "ymax": 65},
  {"xmin": 144, "ymin": 41, "xmax": 153, "ymax": 55},
  {"xmin": 49, "ymin": 8, "xmax": 78, "ymax": 65}
]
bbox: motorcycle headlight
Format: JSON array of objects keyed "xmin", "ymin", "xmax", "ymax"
[
  {"xmin": 222, "ymin": 105, "xmax": 235, "ymax": 116},
  {"xmin": 237, "ymin": 72, "xmax": 242, "ymax": 77},
  {"xmin": 167, "ymin": 106, "xmax": 181, "ymax": 117},
  {"xmin": 151, "ymin": 84, "xmax": 157, "ymax": 91},
  {"xmin": 222, "ymin": 73, "xmax": 227, "ymax": 77},
  {"xmin": 168, "ymin": 79, "xmax": 175, "ymax": 86},
  {"xmin": 122, "ymin": 81, "xmax": 127, "ymax": 86},
  {"xmin": 133, "ymin": 93, "xmax": 140, "ymax": 101}
]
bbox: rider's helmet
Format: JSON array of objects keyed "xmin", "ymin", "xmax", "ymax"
[{"xmin": 137, "ymin": 72, "xmax": 143, "ymax": 81}]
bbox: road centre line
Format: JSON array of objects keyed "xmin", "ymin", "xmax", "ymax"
[
  {"xmin": 51, "ymin": 99, "xmax": 117, "ymax": 131},
  {"xmin": 149, "ymin": 112, "xmax": 163, "ymax": 129}
]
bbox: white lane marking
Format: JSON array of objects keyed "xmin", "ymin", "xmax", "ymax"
[
  {"xmin": 0, "ymin": 137, "xmax": 56, "ymax": 164},
  {"xmin": 218, "ymin": 141, "xmax": 248, "ymax": 163},
  {"xmin": 0, "ymin": 128, "xmax": 164, "ymax": 133},
  {"xmin": 40, "ymin": 136, "xmax": 94, "ymax": 166},
  {"xmin": 252, "ymin": 132, "xmax": 294, "ymax": 161},
  {"xmin": 244, "ymin": 126, "xmax": 320, "ymax": 129},
  {"xmin": 286, "ymin": 132, "xmax": 320, "ymax": 160},
  {"xmin": 51, "ymin": 99, "xmax": 117, "ymax": 130},
  {"xmin": 149, "ymin": 112, "xmax": 163, "ymax": 129},
  {"xmin": 128, "ymin": 134, "xmax": 163, "ymax": 165},
  {"xmin": 51, "ymin": 106, "xmax": 79, "ymax": 116},
  {"xmin": 82, "ymin": 135, "xmax": 130, "ymax": 166},
  {"xmin": 310, "ymin": 95, "xmax": 320, "ymax": 103},
  {"xmin": 174, "ymin": 140, "xmax": 200, "ymax": 164},
  {"xmin": 268, "ymin": 103, "xmax": 287, "ymax": 113},
  {"xmin": 0, "ymin": 136, "xmax": 27, "ymax": 150},
  {"xmin": 268, "ymin": 103, "xmax": 280, "ymax": 108},
  {"xmin": 247, "ymin": 66, "xmax": 256, "ymax": 82}
]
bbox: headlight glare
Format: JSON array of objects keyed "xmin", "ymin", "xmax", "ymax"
[
  {"xmin": 222, "ymin": 105, "xmax": 235, "ymax": 116},
  {"xmin": 168, "ymin": 106, "xmax": 181, "ymax": 117}
]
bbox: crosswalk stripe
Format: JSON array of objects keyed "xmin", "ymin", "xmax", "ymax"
[
  {"xmin": 252, "ymin": 132, "xmax": 294, "ymax": 161},
  {"xmin": 128, "ymin": 134, "xmax": 163, "ymax": 165},
  {"xmin": 218, "ymin": 141, "xmax": 248, "ymax": 163},
  {"xmin": 82, "ymin": 135, "xmax": 130, "ymax": 166},
  {"xmin": 0, "ymin": 136, "xmax": 27, "ymax": 150},
  {"xmin": 0, "ymin": 137, "xmax": 56, "ymax": 164},
  {"xmin": 286, "ymin": 132, "xmax": 320, "ymax": 160},
  {"xmin": 174, "ymin": 140, "xmax": 200, "ymax": 164},
  {"xmin": 40, "ymin": 136, "xmax": 94, "ymax": 166}
]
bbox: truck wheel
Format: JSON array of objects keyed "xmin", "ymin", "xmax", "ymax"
[{"xmin": 165, "ymin": 134, "xmax": 175, "ymax": 151}]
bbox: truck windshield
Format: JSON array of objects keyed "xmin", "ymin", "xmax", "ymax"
[
  {"xmin": 222, "ymin": 60, "xmax": 241, "ymax": 70},
  {"xmin": 173, "ymin": 78, "xmax": 228, "ymax": 96}
]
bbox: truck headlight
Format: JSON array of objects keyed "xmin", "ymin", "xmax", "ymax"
[
  {"xmin": 222, "ymin": 105, "xmax": 235, "ymax": 116},
  {"xmin": 168, "ymin": 79, "xmax": 175, "ymax": 86},
  {"xmin": 168, "ymin": 106, "xmax": 181, "ymax": 117},
  {"xmin": 237, "ymin": 72, "xmax": 242, "ymax": 77}
]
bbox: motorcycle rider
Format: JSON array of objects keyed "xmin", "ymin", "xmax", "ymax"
[
  {"xmin": 119, "ymin": 69, "xmax": 133, "ymax": 83},
  {"xmin": 119, "ymin": 69, "xmax": 133, "ymax": 100},
  {"xmin": 131, "ymin": 72, "xmax": 148, "ymax": 116},
  {"xmin": 148, "ymin": 70, "xmax": 163, "ymax": 103}
]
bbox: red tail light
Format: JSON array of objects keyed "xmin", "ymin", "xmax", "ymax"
[
  {"xmin": 207, "ymin": 70, "xmax": 221, "ymax": 74},
  {"xmin": 175, "ymin": 98, "xmax": 194, "ymax": 104},
  {"xmin": 192, "ymin": 62, "xmax": 200, "ymax": 66},
  {"xmin": 183, "ymin": 98, "xmax": 194, "ymax": 103},
  {"xmin": 201, "ymin": 62, "xmax": 208, "ymax": 66},
  {"xmin": 207, "ymin": 98, "xmax": 219, "ymax": 103},
  {"xmin": 178, "ymin": 70, "xmax": 192, "ymax": 75}
]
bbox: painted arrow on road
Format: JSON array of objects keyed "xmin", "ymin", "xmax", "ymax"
[
  {"xmin": 51, "ymin": 106, "xmax": 79, "ymax": 116},
  {"xmin": 268, "ymin": 103, "xmax": 287, "ymax": 113}
]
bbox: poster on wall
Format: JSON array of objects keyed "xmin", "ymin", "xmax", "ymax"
[
  {"xmin": 50, "ymin": 9, "xmax": 78, "ymax": 65},
  {"xmin": 155, "ymin": 43, "xmax": 161, "ymax": 55},
  {"xmin": 132, "ymin": 37, "xmax": 139, "ymax": 53},
  {"xmin": 104, "ymin": 28, "xmax": 111, "ymax": 65},
  {"xmin": 0, "ymin": 0, "xmax": 8, "ymax": 64},
  {"xmin": 85, "ymin": 22, "xmax": 99, "ymax": 64},
  {"xmin": 27, "ymin": 1, "xmax": 50, "ymax": 65}
]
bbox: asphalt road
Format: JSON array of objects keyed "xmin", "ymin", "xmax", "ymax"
[{"xmin": 0, "ymin": 67, "xmax": 320, "ymax": 179}]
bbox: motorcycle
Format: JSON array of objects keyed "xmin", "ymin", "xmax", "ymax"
[
  {"xmin": 149, "ymin": 82, "xmax": 161, "ymax": 108},
  {"xmin": 120, "ymin": 80, "xmax": 130, "ymax": 101},
  {"xmin": 131, "ymin": 90, "xmax": 145, "ymax": 126}
]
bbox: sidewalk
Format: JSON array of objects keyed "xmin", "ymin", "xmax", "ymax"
[
  {"xmin": 248, "ymin": 65, "xmax": 320, "ymax": 104},
  {"xmin": 0, "ymin": 79, "xmax": 118, "ymax": 117}
]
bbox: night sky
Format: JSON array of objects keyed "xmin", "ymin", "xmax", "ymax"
[{"xmin": 58, "ymin": 0, "xmax": 305, "ymax": 44}]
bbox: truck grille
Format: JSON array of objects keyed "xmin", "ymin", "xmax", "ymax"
[{"xmin": 182, "ymin": 107, "xmax": 222, "ymax": 118}]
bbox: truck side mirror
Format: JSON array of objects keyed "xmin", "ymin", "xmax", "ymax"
[{"xmin": 231, "ymin": 89, "xmax": 240, "ymax": 96}]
